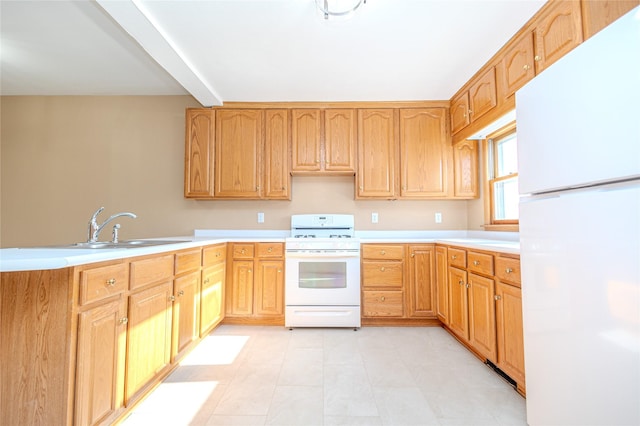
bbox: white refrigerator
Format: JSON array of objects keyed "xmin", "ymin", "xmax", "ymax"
[{"xmin": 516, "ymin": 7, "xmax": 640, "ymax": 426}]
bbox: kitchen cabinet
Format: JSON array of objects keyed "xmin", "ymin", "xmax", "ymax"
[
  {"xmin": 452, "ymin": 140, "xmax": 478, "ymax": 198},
  {"xmin": 291, "ymin": 108, "xmax": 356, "ymax": 174},
  {"xmin": 533, "ymin": 0, "xmax": 583, "ymax": 74},
  {"xmin": 467, "ymin": 272, "xmax": 496, "ymax": 362},
  {"xmin": 125, "ymin": 255, "xmax": 174, "ymax": 405},
  {"xmin": 362, "ymin": 244, "xmax": 405, "ymax": 317},
  {"xmin": 435, "ymin": 245, "xmax": 449, "ymax": 324},
  {"xmin": 399, "ymin": 108, "xmax": 452, "ymax": 198},
  {"xmin": 450, "ymin": 67, "xmax": 497, "ymax": 135},
  {"xmin": 200, "ymin": 244, "xmax": 226, "ymax": 336},
  {"xmin": 497, "ymin": 32, "xmax": 536, "ymax": 102},
  {"xmin": 226, "ymin": 242, "xmax": 285, "ymax": 324},
  {"xmin": 264, "ymin": 109, "xmax": 291, "ymax": 199},
  {"xmin": 74, "ymin": 262, "xmax": 128, "ymax": 426},
  {"xmin": 171, "ymin": 249, "xmax": 202, "ymax": 362},
  {"xmin": 495, "ymin": 255, "xmax": 525, "ymax": 395},
  {"xmin": 581, "ymin": 0, "xmax": 639, "ymax": 40},
  {"xmin": 447, "ymin": 263, "xmax": 469, "ymax": 339},
  {"xmin": 184, "ymin": 108, "xmax": 215, "ymax": 199},
  {"xmin": 406, "ymin": 244, "xmax": 436, "ymax": 317},
  {"xmin": 356, "ymin": 109, "xmax": 397, "ymax": 199},
  {"xmin": 215, "ymin": 109, "xmax": 263, "ymax": 198}
]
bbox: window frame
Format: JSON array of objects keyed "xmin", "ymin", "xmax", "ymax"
[{"xmin": 482, "ymin": 122, "xmax": 519, "ymax": 231}]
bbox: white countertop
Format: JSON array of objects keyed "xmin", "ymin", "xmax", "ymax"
[{"xmin": 1, "ymin": 230, "xmax": 519, "ymax": 272}]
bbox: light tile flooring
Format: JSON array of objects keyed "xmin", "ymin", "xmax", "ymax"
[{"xmin": 121, "ymin": 325, "xmax": 526, "ymax": 426}]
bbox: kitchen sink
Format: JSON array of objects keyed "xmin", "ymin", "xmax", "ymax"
[{"xmin": 60, "ymin": 239, "xmax": 191, "ymax": 249}]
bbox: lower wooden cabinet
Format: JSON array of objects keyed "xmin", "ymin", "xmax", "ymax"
[
  {"xmin": 448, "ymin": 265, "xmax": 469, "ymax": 339},
  {"xmin": 407, "ymin": 245, "xmax": 436, "ymax": 317},
  {"xmin": 75, "ymin": 297, "xmax": 127, "ymax": 426},
  {"xmin": 468, "ymin": 272, "xmax": 497, "ymax": 362},
  {"xmin": 435, "ymin": 245, "xmax": 449, "ymax": 323},
  {"xmin": 225, "ymin": 242, "xmax": 285, "ymax": 324},
  {"xmin": 172, "ymin": 270, "xmax": 201, "ymax": 362},
  {"xmin": 200, "ymin": 244, "xmax": 226, "ymax": 336}
]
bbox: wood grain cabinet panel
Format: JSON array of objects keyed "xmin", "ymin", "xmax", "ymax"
[
  {"xmin": 582, "ymin": 0, "xmax": 639, "ymax": 39},
  {"xmin": 468, "ymin": 272, "xmax": 497, "ymax": 362},
  {"xmin": 357, "ymin": 109, "xmax": 397, "ymax": 198},
  {"xmin": 468, "ymin": 67, "xmax": 497, "ymax": 122},
  {"xmin": 399, "ymin": 108, "xmax": 451, "ymax": 198},
  {"xmin": 324, "ymin": 109, "xmax": 356, "ymax": 173},
  {"xmin": 448, "ymin": 266, "xmax": 469, "ymax": 340},
  {"xmin": 533, "ymin": 0, "xmax": 583, "ymax": 74},
  {"xmin": 79, "ymin": 262, "xmax": 128, "ymax": 305},
  {"xmin": 435, "ymin": 245, "xmax": 449, "ymax": 324},
  {"xmin": 215, "ymin": 109, "xmax": 263, "ymax": 198},
  {"xmin": 172, "ymin": 270, "xmax": 201, "ymax": 362},
  {"xmin": 467, "ymin": 251, "xmax": 494, "ymax": 276},
  {"xmin": 363, "ymin": 291, "xmax": 404, "ymax": 317},
  {"xmin": 291, "ymin": 109, "xmax": 322, "ymax": 172},
  {"xmin": 453, "ymin": 140, "xmax": 478, "ymax": 198},
  {"xmin": 498, "ymin": 32, "xmax": 536, "ymax": 101},
  {"xmin": 450, "ymin": 92, "xmax": 470, "ymax": 135},
  {"xmin": 406, "ymin": 245, "xmax": 436, "ymax": 317},
  {"xmin": 200, "ymin": 261, "xmax": 225, "ymax": 336},
  {"xmin": 264, "ymin": 109, "xmax": 291, "ymax": 199},
  {"xmin": 495, "ymin": 256, "xmax": 521, "ymax": 287},
  {"xmin": 75, "ymin": 297, "xmax": 127, "ymax": 426},
  {"xmin": 362, "ymin": 260, "xmax": 404, "ymax": 288},
  {"xmin": 254, "ymin": 260, "xmax": 284, "ymax": 316},
  {"xmin": 184, "ymin": 108, "xmax": 215, "ymax": 198},
  {"xmin": 496, "ymin": 280, "xmax": 526, "ymax": 391}
]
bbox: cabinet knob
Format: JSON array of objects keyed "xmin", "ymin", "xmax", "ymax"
[
  {"xmin": 380, "ymin": 267, "xmax": 386, "ymax": 272},
  {"xmin": 534, "ymin": 55, "xmax": 541, "ymax": 61},
  {"xmin": 381, "ymin": 296, "xmax": 385, "ymax": 302},
  {"xmin": 505, "ymin": 268, "xmax": 513, "ymax": 274},
  {"xmin": 204, "ymin": 278, "xmax": 210, "ymax": 284},
  {"xmin": 216, "ymin": 252, "xmax": 221, "ymax": 257},
  {"xmin": 249, "ymin": 269, "xmax": 252, "ymax": 273},
  {"xmin": 411, "ymin": 253, "xmax": 415, "ymax": 257},
  {"xmin": 473, "ymin": 260, "xmax": 480, "ymax": 266},
  {"xmin": 106, "ymin": 278, "xmax": 116, "ymax": 287},
  {"xmin": 256, "ymin": 185, "xmax": 261, "ymax": 191},
  {"xmin": 359, "ymin": 186, "xmax": 363, "ymax": 190},
  {"xmin": 468, "ymin": 109, "xmax": 473, "ymax": 115},
  {"xmin": 241, "ymin": 249, "xmax": 245, "ymax": 254},
  {"xmin": 268, "ymin": 247, "xmax": 273, "ymax": 253},
  {"xmin": 494, "ymin": 295, "xmax": 502, "ymax": 301},
  {"xmin": 458, "ymin": 279, "xmax": 464, "ymax": 286},
  {"xmin": 451, "ymin": 255, "xmax": 457, "ymax": 260},
  {"xmin": 466, "ymin": 283, "xmax": 471, "ymax": 288},
  {"xmin": 120, "ymin": 317, "xmax": 128, "ymax": 324},
  {"xmin": 523, "ymin": 64, "xmax": 531, "ymax": 71},
  {"xmin": 278, "ymin": 269, "xmax": 282, "ymax": 273},
  {"xmin": 380, "ymin": 250, "xmax": 386, "ymax": 255},
  {"xmin": 169, "ymin": 295, "xmax": 176, "ymax": 302},
  {"xmin": 178, "ymin": 290, "xmax": 185, "ymax": 297}
]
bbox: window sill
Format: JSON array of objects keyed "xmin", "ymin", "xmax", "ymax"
[{"xmin": 482, "ymin": 224, "xmax": 519, "ymax": 232}]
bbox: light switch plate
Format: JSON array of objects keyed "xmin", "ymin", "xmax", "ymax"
[
  {"xmin": 372, "ymin": 212, "xmax": 379, "ymax": 223},
  {"xmin": 435, "ymin": 212, "xmax": 442, "ymax": 223},
  {"xmin": 257, "ymin": 212, "xmax": 265, "ymax": 223}
]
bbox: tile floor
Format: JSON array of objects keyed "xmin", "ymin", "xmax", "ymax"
[{"xmin": 121, "ymin": 325, "xmax": 526, "ymax": 426}]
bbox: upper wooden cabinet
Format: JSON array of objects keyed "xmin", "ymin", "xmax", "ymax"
[
  {"xmin": 184, "ymin": 108, "xmax": 215, "ymax": 198},
  {"xmin": 399, "ymin": 108, "xmax": 452, "ymax": 198},
  {"xmin": 533, "ymin": 0, "xmax": 583, "ymax": 74},
  {"xmin": 291, "ymin": 108, "xmax": 356, "ymax": 174},
  {"xmin": 264, "ymin": 109, "xmax": 291, "ymax": 199},
  {"xmin": 452, "ymin": 140, "xmax": 478, "ymax": 198},
  {"xmin": 498, "ymin": 32, "xmax": 536, "ymax": 102},
  {"xmin": 581, "ymin": 0, "xmax": 639, "ymax": 40},
  {"xmin": 450, "ymin": 67, "xmax": 497, "ymax": 135},
  {"xmin": 357, "ymin": 109, "xmax": 397, "ymax": 199}
]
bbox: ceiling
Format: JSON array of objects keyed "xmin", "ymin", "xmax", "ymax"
[{"xmin": 0, "ymin": 0, "xmax": 546, "ymax": 107}]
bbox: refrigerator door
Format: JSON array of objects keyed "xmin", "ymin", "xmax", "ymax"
[
  {"xmin": 520, "ymin": 181, "xmax": 640, "ymax": 425},
  {"xmin": 516, "ymin": 8, "xmax": 640, "ymax": 195}
]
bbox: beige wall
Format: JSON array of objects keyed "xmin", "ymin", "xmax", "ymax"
[{"xmin": 1, "ymin": 96, "xmax": 484, "ymax": 248}]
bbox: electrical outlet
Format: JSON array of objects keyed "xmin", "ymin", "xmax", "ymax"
[
  {"xmin": 435, "ymin": 212, "xmax": 442, "ymax": 223},
  {"xmin": 372, "ymin": 212, "xmax": 379, "ymax": 223},
  {"xmin": 257, "ymin": 212, "xmax": 265, "ymax": 223}
]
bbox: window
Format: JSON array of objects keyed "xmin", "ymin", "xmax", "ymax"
[{"xmin": 485, "ymin": 123, "xmax": 519, "ymax": 227}]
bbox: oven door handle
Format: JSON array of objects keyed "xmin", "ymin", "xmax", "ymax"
[{"xmin": 286, "ymin": 251, "xmax": 360, "ymax": 259}]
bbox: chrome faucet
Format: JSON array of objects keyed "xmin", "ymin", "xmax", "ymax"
[{"xmin": 87, "ymin": 207, "xmax": 137, "ymax": 243}]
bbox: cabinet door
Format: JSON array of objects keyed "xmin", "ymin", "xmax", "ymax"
[
  {"xmin": 75, "ymin": 298, "xmax": 127, "ymax": 426},
  {"xmin": 200, "ymin": 262, "xmax": 225, "ymax": 336},
  {"xmin": 357, "ymin": 109, "xmax": 396, "ymax": 198},
  {"xmin": 496, "ymin": 282, "xmax": 525, "ymax": 387},
  {"xmin": 468, "ymin": 67, "xmax": 497, "ymax": 122},
  {"xmin": 184, "ymin": 108, "xmax": 215, "ymax": 198},
  {"xmin": 450, "ymin": 92, "xmax": 470, "ymax": 134},
  {"xmin": 215, "ymin": 109, "xmax": 263, "ymax": 198},
  {"xmin": 291, "ymin": 109, "xmax": 322, "ymax": 172},
  {"xmin": 534, "ymin": 0, "xmax": 583, "ymax": 74},
  {"xmin": 227, "ymin": 260, "xmax": 254, "ymax": 316},
  {"xmin": 399, "ymin": 108, "xmax": 451, "ymax": 198},
  {"xmin": 498, "ymin": 32, "xmax": 535, "ymax": 101},
  {"xmin": 172, "ymin": 271, "xmax": 201, "ymax": 362},
  {"xmin": 448, "ymin": 266, "xmax": 468, "ymax": 340},
  {"xmin": 453, "ymin": 140, "xmax": 478, "ymax": 198},
  {"xmin": 254, "ymin": 260, "xmax": 284, "ymax": 316},
  {"xmin": 468, "ymin": 273, "xmax": 497, "ymax": 362},
  {"xmin": 264, "ymin": 109, "xmax": 291, "ymax": 199},
  {"xmin": 125, "ymin": 282, "xmax": 173, "ymax": 404},
  {"xmin": 325, "ymin": 109, "xmax": 356, "ymax": 172},
  {"xmin": 407, "ymin": 245, "xmax": 436, "ymax": 317},
  {"xmin": 435, "ymin": 246, "xmax": 449, "ymax": 324},
  {"xmin": 363, "ymin": 291, "xmax": 404, "ymax": 317}
]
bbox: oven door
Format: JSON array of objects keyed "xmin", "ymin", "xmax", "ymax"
[{"xmin": 285, "ymin": 250, "xmax": 360, "ymax": 306}]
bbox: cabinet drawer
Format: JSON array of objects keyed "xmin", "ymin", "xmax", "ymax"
[
  {"xmin": 448, "ymin": 247, "xmax": 467, "ymax": 268},
  {"xmin": 175, "ymin": 249, "xmax": 201, "ymax": 275},
  {"xmin": 468, "ymin": 251, "xmax": 494, "ymax": 276},
  {"xmin": 232, "ymin": 243, "xmax": 254, "ymax": 259},
  {"xmin": 203, "ymin": 244, "xmax": 226, "ymax": 266},
  {"xmin": 130, "ymin": 254, "xmax": 174, "ymax": 290},
  {"xmin": 256, "ymin": 242, "xmax": 284, "ymax": 258},
  {"xmin": 362, "ymin": 244, "xmax": 404, "ymax": 260},
  {"xmin": 79, "ymin": 263, "xmax": 128, "ymax": 305},
  {"xmin": 363, "ymin": 291, "xmax": 403, "ymax": 317},
  {"xmin": 362, "ymin": 261, "xmax": 403, "ymax": 288},
  {"xmin": 495, "ymin": 257, "xmax": 521, "ymax": 287}
]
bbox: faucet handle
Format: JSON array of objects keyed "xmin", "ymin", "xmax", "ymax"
[
  {"xmin": 91, "ymin": 207, "xmax": 105, "ymax": 221},
  {"xmin": 112, "ymin": 224, "xmax": 121, "ymax": 243}
]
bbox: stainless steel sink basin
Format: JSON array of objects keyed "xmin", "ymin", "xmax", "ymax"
[{"xmin": 62, "ymin": 240, "xmax": 191, "ymax": 249}]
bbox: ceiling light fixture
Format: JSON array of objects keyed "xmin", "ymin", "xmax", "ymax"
[{"xmin": 315, "ymin": 0, "xmax": 366, "ymax": 20}]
